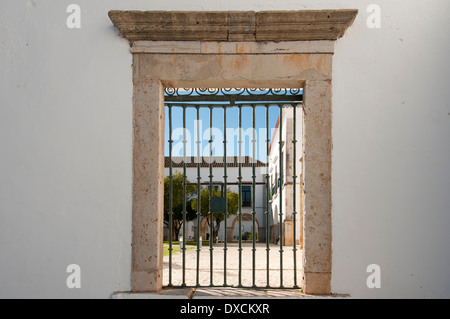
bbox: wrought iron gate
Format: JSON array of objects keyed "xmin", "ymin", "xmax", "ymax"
[{"xmin": 164, "ymin": 88, "xmax": 302, "ymax": 289}]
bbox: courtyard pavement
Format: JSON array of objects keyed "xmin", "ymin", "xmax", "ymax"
[
  {"xmin": 163, "ymin": 242, "xmax": 303, "ymax": 289},
  {"xmin": 113, "ymin": 243, "xmax": 351, "ymax": 298}
]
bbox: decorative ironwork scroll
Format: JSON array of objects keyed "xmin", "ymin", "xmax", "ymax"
[{"xmin": 164, "ymin": 88, "xmax": 302, "ymax": 102}]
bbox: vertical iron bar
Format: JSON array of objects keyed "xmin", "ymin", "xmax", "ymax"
[
  {"xmin": 251, "ymin": 105, "xmax": 256, "ymax": 287},
  {"xmin": 278, "ymin": 104, "xmax": 284, "ymax": 288},
  {"xmin": 196, "ymin": 106, "xmax": 201, "ymax": 287},
  {"xmin": 168, "ymin": 105, "xmax": 173, "ymax": 287},
  {"xmin": 292, "ymin": 103, "xmax": 299, "ymax": 288},
  {"xmin": 182, "ymin": 106, "xmax": 187, "ymax": 287},
  {"xmin": 238, "ymin": 106, "xmax": 243, "ymax": 287},
  {"xmin": 209, "ymin": 106, "xmax": 214, "ymax": 286},
  {"xmin": 265, "ymin": 104, "xmax": 270, "ymax": 288},
  {"xmin": 223, "ymin": 106, "xmax": 228, "ymax": 286}
]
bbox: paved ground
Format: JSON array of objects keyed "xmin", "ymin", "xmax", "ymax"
[
  {"xmin": 114, "ymin": 245, "xmax": 352, "ymax": 298},
  {"xmin": 163, "ymin": 242, "xmax": 303, "ymax": 289}
]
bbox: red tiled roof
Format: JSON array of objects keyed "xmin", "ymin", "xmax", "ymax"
[{"xmin": 165, "ymin": 156, "xmax": 266, "ymax": 168}]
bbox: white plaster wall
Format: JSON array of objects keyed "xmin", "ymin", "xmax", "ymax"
[
  {"xmin": 1, "ymin": 0, "xmax": 449, "ymax": 298},
  {"xmin": 330, "ymin": 1, "xmax": 450, "ymax": 299}
]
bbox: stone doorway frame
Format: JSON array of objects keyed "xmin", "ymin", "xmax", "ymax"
[{"xmin": 109, "ymin": 10, "xmax": 357, "ymax": 295}]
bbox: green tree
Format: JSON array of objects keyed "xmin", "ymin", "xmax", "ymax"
[
  {"xmin": 191, "ymin": 187, "xmax": 239, "ymax": 243},
  {"xmin": 164, "ymin": 171, "xmax": 196, "ymax": 240}
]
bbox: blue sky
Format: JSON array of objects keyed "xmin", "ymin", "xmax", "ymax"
[
  {"xmin": 164, "ymin": 105, "xmax": 280, "ymax": 162},
  {"xmin": 164, "ymin": 89, "xmax": 302, "ymax": 162}
]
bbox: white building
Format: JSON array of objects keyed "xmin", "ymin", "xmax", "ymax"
[
  {"xmin": 164, "ymin": 156, "xmax": 267, "ymax": 242},
  {"xmin": 268, "ymin": 107, "xmax": 303, "ymax": 246}
]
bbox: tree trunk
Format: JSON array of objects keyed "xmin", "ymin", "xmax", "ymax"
[
  {"xmin": 173, "ymin": 220, "xmax": 181, "ymax": 241},
  {"xmin": 212, "ymin": 219, "xmax": 221, "ymax": 243}
]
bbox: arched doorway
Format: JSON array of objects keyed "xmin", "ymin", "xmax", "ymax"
[{"xmin": 230, "ymin": 213, "xmax": 260, "ymax": 242}]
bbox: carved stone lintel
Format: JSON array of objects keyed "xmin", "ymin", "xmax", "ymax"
[{"xmin": 108, "ymin": 10, "xmax": 358, "ymax": 43}]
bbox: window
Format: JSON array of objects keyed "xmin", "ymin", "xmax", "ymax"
[
  {"xmin": 209, "ymin": 185, "xmax": 220, "ymax": 192},
  {"xmin": 241, "ymin": 186, "xmax": 251, "ymax": 207}
]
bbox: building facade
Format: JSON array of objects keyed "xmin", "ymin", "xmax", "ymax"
[
  {"xmin": 164, "ymin": 156, "xmax": 268, "ymax": 243},
  {"xmin": 268, "ymin": 108, "xmax": 303, "ymax": 247}
]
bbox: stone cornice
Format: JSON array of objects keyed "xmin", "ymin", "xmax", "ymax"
[{"xmin": 108, "ymin": 10, "xmax": 358, "ymax": 43}]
